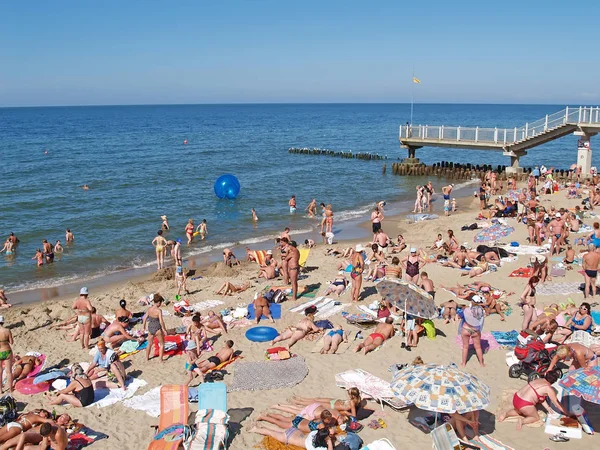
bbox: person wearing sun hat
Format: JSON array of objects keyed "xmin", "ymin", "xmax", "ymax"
[
  {"xmin": 350, "ymin": 245, "xmax": 365, "ymax": 302},
  {"xmin": 458, "ymin": 303, "xmax": 485, "ymax": 367},
  {"xmin": 73, "ymin": 287, "xmax": 93, "ymax": 350}
]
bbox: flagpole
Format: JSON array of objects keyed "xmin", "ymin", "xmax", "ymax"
[{"xmin": 410, "ymin": 68, "xmax": 414, "ymax": 125}]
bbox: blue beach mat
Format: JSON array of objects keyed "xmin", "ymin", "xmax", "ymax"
[
  {"xmin": 491, "ymin": 330, "xmax": 519, "ymax": 348},
  {"xmin": 247, "ymin": 303, "xmax": 282, "ymax": 320}
]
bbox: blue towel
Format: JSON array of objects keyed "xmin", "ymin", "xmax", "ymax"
[
  {"xmin": 247, "ymin": 303, "xmax": 281, "ymax": 320},
  {"xmin": 491, "ymin": 330, "xmax": 519, "ymax": 348}
]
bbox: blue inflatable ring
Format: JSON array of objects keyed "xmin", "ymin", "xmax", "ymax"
[{"xmin": 245, "ymin": 326, "xmax": 278, "ymax": 343}]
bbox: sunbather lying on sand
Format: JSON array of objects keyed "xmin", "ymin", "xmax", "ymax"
[
  {"xmin": 187, "ymin": 340, "xmax": 234, "ymax": 385},
  {"xmin": 255, "ymin": 409, "xmax": 337, "ymax": 434},
  {"xmin": 0, "ymin": 422, "xmax": 68, "ymax": 450},
  {"xmin": 248, "ymin": 423, "xmax": 335, "ymax": 449},
  {"xmin": 272, "ymin": 311, "xmax": 320, "ymax": 348},
  {"xmin": 320, "ymin": 325, "xmax": 349, "ymax": 354},
  {"xmin": 354, "ymin": 317, "xmax": 395, "ymax": 354},
  {"xmin": 323, "ymin": 272, "xmax": 348, "ymax": 297},
  {"xmin": 11, "ymin": 355, "xmax": 42, "ymax": 382},
  {"xmin": 289, "ymin": 387, "xmax": 362, "ymax": 417},
  {"xmin": 202, "ymin": 311, "xmax": 228, "ymax": 335},
  {"xmin": 215, "ymin": 281, "xmax": 250, "ymax": 296},
  {"xmin": 0, "ymin": 409, "xmax": 67, "ymax": 444}
]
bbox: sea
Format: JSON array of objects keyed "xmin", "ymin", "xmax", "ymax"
[{"xmin": 0, "ymin": 103, "xmax": 595, "ymax": 301}]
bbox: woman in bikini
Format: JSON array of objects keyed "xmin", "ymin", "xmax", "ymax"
[
  {"xmin": 498, "ymin": 374, "xmax": 567, "ymax": 429},
  {"xmin": 460, "ymin": 255, "xmax": 488, "ymax": 278},
  {"xmin": 446, "ymin": 230, "xmax": 459, "ymax": 254},
  {"xmin": 0, "ymin": 409, "xmax": 65, "ymax": 444},
  {"xmin": 152, "ymin": 230, "xmax": 168, "ymax": 270},
  {"xmin": 143, "ymin": 294, "xmax": 167, "ymax": 362},
  {"xmin": 185, "ymin": 219, "xmax": 195, "ymax": 244},
  {"xmin": 548, "ymin": 343, "xmax": 597, "ymax": 372},
  {"xmin": 248, "ymin": 422, "xmax": 335, "ymax": 450},
  {"xmin": 32, "ymin": 248, "xmax": 44, "ymax": 266},
  {"xmin": 255, "ymin": 410, "xmax": 336, "ymax": 435},
  {"xmin": 11, "ymin": 355, "xmax": 41, "ymax": 383},
  {"xmin": 458, "ymin": 304, "xmax": 485, "ymax": 368},
  {"xmin": 402, "ymin": 248, "xmax": 424, "ymax": 284},
  {"xmin": 201, "ymin": 311, "xmax": 228, "ymax": 335},
  {"xmin": 289, "ymin": 387, "xmax": 362, "ymax": 417},
  {"xmin": 215, "ymin": 281, "xmax": 250, "ymax": 296},
  {"xmin": 320, "ymin": 325, "xmax": 348, "ymax": 354},
  {"xmin": 350, "ymin": 245, "xmax": 365, "ymax": 303},
  {"xmin": 323, "ymin": 273, "xmax": 348, "ymax": 297},
  {"xmin": 519, "ymin": 276, "xmax": 539, "ymax": 330},
  {"xmin": 529, "ymin": 303, "xmax": 559, "ymax": 334},
  {"xmin": 0, "ymin": 316, "xmax": 14, "ymax": 394},
  {"xmin": 186, "ymin": 315, "xmax": 209, "ymax": 351},
  {"xmin": 272, "ymin": 310, "xmax": 320, "ymax": 348}
]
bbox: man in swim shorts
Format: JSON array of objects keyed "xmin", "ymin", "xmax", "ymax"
[
  {"xmin": 72, "ymin": 287, "xmax": 93, "ymax": 350},
  {"xmin": 354, "ymin": 317, "xmax": 395, "ymax": 355},
  {"xmin": 195, "ymin": 340, "xmax": 235, "ymax": 376},
  {"xmin": 419, "ymin": 272, "xmax": 435, "ymax": 299},
  {"xmin": 582, "ymin": 244, "xmax": 600, "ymax": 298},
  {"xmin": 289, "ymin": 195, "xmax": 297, "ymax": 213},
  {"xmin": 42, "ymin": 239, "xmax": 54, "ymax": 263}
]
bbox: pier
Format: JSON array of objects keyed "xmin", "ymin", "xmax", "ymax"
[{"xmin": 399, "ymin": 106, "xmax": 600, "ymax": 174}]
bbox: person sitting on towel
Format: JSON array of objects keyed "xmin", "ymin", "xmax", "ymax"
[{"xmin": 354, "ymin": 317, "xmax": 395, "ymax": 355}]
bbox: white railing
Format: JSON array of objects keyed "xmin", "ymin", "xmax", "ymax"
[{"xmin": 399, "ymin": 106, "xmax": 600, "ymax": 146}]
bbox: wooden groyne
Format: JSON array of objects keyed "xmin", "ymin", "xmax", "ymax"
[
  {"xmin": 288, "ymin": 147, "xmax": 387, "ymax": 161},
  {"xmin": 391, "ymin": 161, "xmax": 591, "ymax": 182}
]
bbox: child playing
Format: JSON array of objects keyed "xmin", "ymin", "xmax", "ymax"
[{"xmin": 175, "ymin": 266, "xmax": 189, "ymax": 296}]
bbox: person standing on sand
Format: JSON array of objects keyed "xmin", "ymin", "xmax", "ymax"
[
  {"xmin": 285, "ymin": 241, "xmax": 301, "ymax": 300},
  {"xmin": 289, "ymin": 195, "xmax": 297, "ymax": 213},
  {"xmin": 458, "ymin": 303, "xmax": 485, "ymax": 368},
  {"xmin": 319, "ymin": 202, "xmax": 327, "ymax": 233},
  {"xmin": 73, "ymin": 287, "xmax": 93, "ymax": 350},
  {"xmin": 305, "ymin": 199, "xmax": 317, "ymax": 217},
  {"xmin": 0, "ymin": 316, "xmax": 14, "ymax": 393},
  {"xmin": 185, "ymin": 219, "xmax": 194, "ymax": 244},
  {"xmin": 413, "ymin": 186, "xmax": 424, "ymax": 213},
  {"xmin": 370, "ymin": 207, "xmax": 383, "ymax": 242},
  {"xmin": 426, "ymin": 181, "xmax": 435, "ymax": 212},
  {"xmin": 65, "ymin": 229, "xmax": 74, "ymax": 243},
  {"xmin": 582, "ymin": 244, "xmax": 600, "ymax": 299},
  {"xmin": 152, "ymin": 230, "xmax": 168, "ymax": 270},
  {"xmin": 350, "ymin": 245, "xmax": 365, "ymax": 303},
  {"xmin": 324, "ymin": 204, "xmax": 334, "ymax": 234},
  {"xmin": 143, "ymin": 294, "xmax": 167, "ymax": 362}
]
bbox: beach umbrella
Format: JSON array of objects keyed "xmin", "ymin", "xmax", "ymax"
[
  {"xmin": 473, "ymin": 223, "xmax": 515, "ymax": 243},
  {"xmin": 558, "ymin": 366, "xmax": 600, "ymax": 404},
  {"xmin": 390, "ymin": 363, "xmax": 490, "ymax": 414},
  {"xmin": 376, "ymin": 279, "xmax": 437, "ymax": 320}
]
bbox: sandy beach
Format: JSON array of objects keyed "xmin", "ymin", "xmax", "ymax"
[{"xmin": 3, "ymin": 183, "xmax": 599, "ymax": 450}]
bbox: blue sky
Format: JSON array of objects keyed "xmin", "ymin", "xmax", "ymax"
[{"xmin": 1, "ymin": 1, "xmax": 598, "ymax": 106}]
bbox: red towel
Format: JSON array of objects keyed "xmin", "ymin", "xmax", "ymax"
[{"xmin": 509, "ymin": 267, "xmax": 533, "ymax": 278}]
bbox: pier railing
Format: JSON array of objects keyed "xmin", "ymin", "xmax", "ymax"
[{"xmin": 400, "ymin": 106, "xmax": 600, "ymax": 146}]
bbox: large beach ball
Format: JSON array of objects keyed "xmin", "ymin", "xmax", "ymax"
[{"xmin": 214, "ymin": 174, "xmax": 241, "ymax": 199}]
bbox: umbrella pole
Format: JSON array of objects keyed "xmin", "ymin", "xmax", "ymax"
[{"xmin": 404, "ymin": 298, "xmax": 409, "ymax": 349}]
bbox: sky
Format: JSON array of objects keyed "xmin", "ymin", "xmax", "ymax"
[{"xmin": 1, "ymin": 1, "xmax": 598, "ymax": 107}]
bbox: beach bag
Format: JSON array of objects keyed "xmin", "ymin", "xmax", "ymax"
[
  {"xmin": 263, "ymin": 289, "xmax": 275, "ymax": 303},
  {"xmin": 0, "ymin": 395, "xmax": 17, "ymax": 427},
  {"xmin": 271, "ymin": 289, "xmax": 286, "ymax": 304}
]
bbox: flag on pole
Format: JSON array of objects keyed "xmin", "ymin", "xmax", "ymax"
[{"xmin": 413, "ymin": 77, "xmax": 421, "ymax": 84}]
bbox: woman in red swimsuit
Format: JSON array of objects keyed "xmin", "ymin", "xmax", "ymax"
[
  {"xmin": 498, "ymin": 374, "xmax": 567, "ymax": 429},
  {"xmin": 185, "ymin": 219, "xmax": 195, "ymax": 244}
]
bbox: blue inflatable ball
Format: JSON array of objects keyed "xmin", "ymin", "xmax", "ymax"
[
  {"xmin": 245, "ymin": 326, "xmax": 279, "ymax": 343},
  {"xmin": 214, "ymin": 174, "xmax": 240, "ymax": 199}
]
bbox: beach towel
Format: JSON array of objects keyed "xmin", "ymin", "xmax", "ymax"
[
  {"xmin": 123, "ymin": 386, "xmax": 162, "ymax": 417},
  {"xmin": 191, "ymin": 409, "xmax": 230, "ymax": 450},
  {"xmin": 119, "ymin": 340, "xmax": 148, "ymax": 360},
  {"xmin": 299, "ymin": 248, "xmax": 310, "ymax": 268},
  {"xmin": 465, "ymin": 435, "xmax": 514, "ymax": 450},
  {"xmin": 501, "ymin": 244, "xmax": 548, "ymax": 255},
  {"xmin": 490, "ymin": 330, "xmax": 519, "ymax": 348},
  {"xmin": 248, "ymin": 250, "xmax": 267, "ymax": 266},
  {"xmin": 474, "ymin": 223, "xmax": 514, "ymax": 243},
  {"xmin": 536, "ymin": 282, "xmax": 582, "ymax": 296},
  {"xmin": 341, "ymin": 311, "xmax": 378, "ymax": 324},
  {"xmin": 407, "ymin": 214, "xmax": 439, "ymax": 223},
  {"xmin": 316, "ymin": 301, "xmax": 349, "ymax": 319},
  {"xmin": 508, "ymin": 267, "xmax": 533, "ymax": 278},
  {"xmin": 551, "ymin": 264, "xmax": 566, "ymax": 278},
  {"xmin": 67, "ymin": 426, "xmax": 109, "ymax": 450},
  {"xmin": 190, "ymin": 299, "xmax": 224, "ymax": 313},
  {"xmin": 357, "ymin": 305, "xmax": 401, "ymax": 322},
  {"xmin": 89, "ymin": 378, "xmax": 147, "ymax": 408},
  {"xmin": 289, "ymin": 297, "xmax": 325, "ymax": 313},
  {"xmin": 227, "ymin": 356, "xmax": 308, "ymax": 392},
  {"xmin": 566, "ymin": 329, "xmax": 600, "ymax": 347},
  {"xmin": 454, "ymin": 332, "xmax": 500, "ymax": 352},
  {"xmin": 247, "ymin": 303, "xmax": 281, "ymax": 320},
  {"xmin": 154, "ymin": 335, "xmax": 183, "ymax": 357},
  {"xmin": 206, "ymin": 355, "xmax": 242, "ymax": 375}
]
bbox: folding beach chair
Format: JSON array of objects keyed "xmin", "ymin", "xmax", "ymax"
[
  {"xmin": 430, "ymin": 423, "xmax": 479, "ymax": 450},
  {"xmin": 191, "ymin": 382, "xmax": 229, "ymax": 450},
  {"xmin": 335, "ymin": 369, "xmax": 409, "ymax": 411},
  {"xmin": 148, "ymin": 385, "xmax": 191, "ymax": 450}
]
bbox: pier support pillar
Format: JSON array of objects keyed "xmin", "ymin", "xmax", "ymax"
[
  {"xmin": 574, "ymin": 131, "xmax": 596, "ymax": 175},
  {"xmin": 401, "ymin": 145, "xmax": 423, "ymax": 165},
  {"xmin": 503, "ymin": 150, "xmax": 526, "ymax": 175}
]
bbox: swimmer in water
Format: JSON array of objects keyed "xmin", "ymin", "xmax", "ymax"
[
  {"xmin": 305, "ymin": 199, "xmax": 317, "ymax": 217},
  {"xmin": 161, "ymin": 215, "xmax": 170, "ymax": 231},
  {"xmin": 66, "ymin": 229, "xmax": 75, "ymax": 243},
  {"xmin": 32, "ymin": 249, "xmax": 44, "ymax": 266},
  {"xmin": 185, "ymin": 219, "xmax": 195, "ymax": 244},
  {"xmin": 196, "ymin": 219, "xmax": 208, "ymax": 240},
  {"xmin": 251, "ymin": 208, "xmax": 258, "ymax": 222},
  {"xmin": 54, "ymin": 240, "xmax": 64, "ymax": 253},
  {"xmin": 0, "ymin": 239, "xmax": 14, "ymax": 255},
  {"xmin": 289, "ymin": 195, "xmax": 297, "ymax": 213},
  {"xmin": 42, "ymin": 239, "xmax": 54, "ymax": 263},
  {"xmin": 83, "ymin": 184, "xmax": 89, "ymax": 190}
]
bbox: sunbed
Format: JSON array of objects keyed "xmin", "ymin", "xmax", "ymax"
[
  {"xmin": 148, "ymin": 385, "xmax": 190, "ymax": 450},
  {"xmin": 335, "ymin": 369, "xmax": 409, "ymax": 411},
  {"xmin": 190, "ymin": 382, "xmax": 229, "ymax": 450}
]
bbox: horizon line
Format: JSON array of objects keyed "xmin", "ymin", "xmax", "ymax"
[{"xmin": 1, "ymin": 101, "xmax": 592, "ymax": 109}]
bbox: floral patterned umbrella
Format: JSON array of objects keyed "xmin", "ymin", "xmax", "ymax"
[
  {"xmin": 376, "ymin": 279, "xmax": 437, "ymax": 319},
  {"xmin": 390, "ymin": 363, "xmax": 490, "ymax": 414},
  {"xmin": 559, "ymin": 366, "xmax": 600, "ymax": 404}
]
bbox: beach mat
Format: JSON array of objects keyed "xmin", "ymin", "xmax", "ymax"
[
  {"xmin": 88, "ymin": 378, "xmax": 147, "ymax": 408},
  {"xmin": 472, "ymin": 435, "xmax": 515, "ymax": 450},
  {"xmin": 535, "ymin": 282, "xmax": 582, "ymax": 296},
  {"xmin": 454, "ymin": 332, "xmax": 500, "ymax": 352},
  {"xmin": 247, "ymin": 303, "xmax": 281, "ymax": 320},
  {"xmin": 227, "ymin": 356, "xmax": 308, "ymax": 392},
  {"xmin": 490, "ymin": 330, "xmax": 519, "ymax": 348},
  {"xmin": 123, "ymin": 386, "xmax": 161, "ymax": 417},
  {"xmin": 154, "ymin": 335, "xmax": 183, "ymax": 357},
  {"xmin": 508, "ymin": 267, "xmax": 533, "ymax": 278},
  {"xmin": 67, "ymin": 426, "xmax": 109, "ymax": 450}
]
